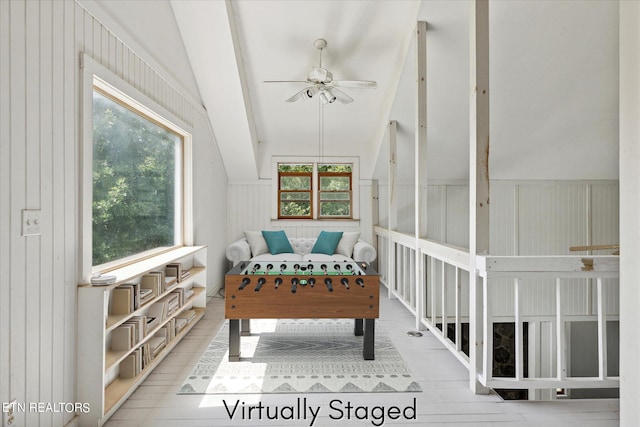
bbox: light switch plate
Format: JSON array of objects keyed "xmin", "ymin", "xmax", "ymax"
[{"xmin": 22, "ymin": 209, "xmax": 41, "ymax": 236}]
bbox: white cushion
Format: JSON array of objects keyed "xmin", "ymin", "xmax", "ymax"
[
  {"xmin": 244, "ymin": 231, "xmax": 269, "ymax": 257},
  {"xmin": 335, "ymin": 232, "xmax": 360, "ymax": 257},
  {"xmin": 289, "ymin": 238, "xmax": 317, "ymax": 255}
]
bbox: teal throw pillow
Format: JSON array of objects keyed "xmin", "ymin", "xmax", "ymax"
[
  {"xmin": 261, "ymin": 230, "xmax": 294, "ymax": 254},
  {"xmin": 311, "ymin": 231, "xmax": 344, "ymax": 255}
]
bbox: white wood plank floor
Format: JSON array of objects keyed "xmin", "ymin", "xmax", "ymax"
[{"xmin": 104, "ymin": 287, "xmax": 619, "ymax": 427}]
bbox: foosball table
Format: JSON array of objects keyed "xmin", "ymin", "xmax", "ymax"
[{"xmin": 225, "ymin": 260, "xmax": 380, "ymax": 361}]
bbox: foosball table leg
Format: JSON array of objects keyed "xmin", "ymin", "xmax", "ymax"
[
  {"xmin": 229, "ymin": 319, "xmax": 241, "ymax": 362},
  {"xmin": 354, "ymin": 318, "xmax": 364, "ymax": 336},
  {"xmin": 241, "ymin": 318, "xmax": 251, "ymax": 336},
  {"xmin": 363, "ymin": 318, "xmax": 375, "ymax": 360}
]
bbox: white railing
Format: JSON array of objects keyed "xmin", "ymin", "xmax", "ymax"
[
  {"xmin": 374, "ymin": 226, "xmax": 471, "ymax": 368},
  {"xmin": 373, "ymin": 225, "xmax": 620, "ymax": 395},
  {"xmin": 476, "ymin": 255, "xmax": 620, "ymax": 391},
  {"xmin": 375, "ymin": 227, "xmax": 418, "ymax": 314}
]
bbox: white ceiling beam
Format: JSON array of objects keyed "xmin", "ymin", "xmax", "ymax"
[{"xmin": 171, "ymin": 0, "xmax": 259, "ymax": 181}]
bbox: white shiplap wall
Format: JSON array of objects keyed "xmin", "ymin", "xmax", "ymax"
[
  {"xmin": 0, "ymin": 2, "xmax": 227, "ymax": 426},
  {"xmin": 378, "ymin": 180, "xmax": 619, "ymax": 253},
  {"xmin": 491, "ymin": 181, "xmax": 619, "ymax": 317},
  {"xmin": 227, "ymin": 181, "xmax": 374, "ymax": 245},
  {"xmin": 376, "ymin": 181, "xmax": 470, "ymax": 245}
]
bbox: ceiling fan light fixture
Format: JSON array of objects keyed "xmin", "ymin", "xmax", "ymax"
[
  {"xmin": 305, "ymin": 86, "xmax": 319, "ymax": 99},
  {"xmin": 320, "ymin": 89, "xmax": 336, "ymax": 104}
]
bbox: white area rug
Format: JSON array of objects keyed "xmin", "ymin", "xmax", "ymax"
[{"xmin": 178, "ymin": 318, "xmax": 421, "ymax": 394}]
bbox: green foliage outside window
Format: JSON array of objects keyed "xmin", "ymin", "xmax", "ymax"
[
  {"xmin": 92, "ymin": 90, "xmax": 178, "ymax": 266},
  {"xmin": 278, "ymin": 167, "xmax": 312, "ymax": 217},
  {"xmin": 319, "ymin": 175, "xmax": 351, "ymax": 217},
  {"xmin": 278, "ymin": 163, "xmax": 352, "ymax": 218},
  {"xmin": 280, "ymin": 175, "xmax": 311, "ymax": 190},
  {"xmin": 278, "ymin": 164, "xmax": 313, "ymax": 173},
  {"xmin": 317, "ymin": 164, "xmax": 351, "ymax": 173}
]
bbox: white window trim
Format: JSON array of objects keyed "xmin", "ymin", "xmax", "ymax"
[
  {"xmin": 271, "ymin": 156, "xmax": 360, "ymax": 222},
  {"xmin": 80, "ymin": 53, "xmax": 193, "ymax": 283}
]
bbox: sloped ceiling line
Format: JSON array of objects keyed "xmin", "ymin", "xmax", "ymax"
[{"xmin": 171, "ymin": 0, "xmax": 259, "ymax": 181}]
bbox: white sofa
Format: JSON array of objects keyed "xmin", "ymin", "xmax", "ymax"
[{"xmin": 226, "ymin": 236, "xmax": 377, "ymax": 266}]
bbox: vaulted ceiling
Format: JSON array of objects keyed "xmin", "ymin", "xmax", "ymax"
[
  {"xmin": 99, "ymin": 0, "xmax": 620, "ymax": 183},
  {"xmin": 171, "ymin": 0, "xmax": 420, "ymax": 181}
]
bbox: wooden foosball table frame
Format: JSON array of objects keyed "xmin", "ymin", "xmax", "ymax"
[{"xmin": 224, "ymin": 261, "xmax": 380, "ymax": 361}]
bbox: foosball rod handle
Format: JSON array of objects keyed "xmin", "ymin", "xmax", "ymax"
[
  {"xmin": 238, "ymin": 277, "xmax": 250, "ymax": 290},
  {"xmin": 324, "ymin": 277, "xmax": 333, "ymax": 292},
  {"xmin": 254, "ymin": 277, "xmax": 266, "ymax": 292}
]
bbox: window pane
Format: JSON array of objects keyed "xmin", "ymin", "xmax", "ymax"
[
  {"xmin": 281, "ymin": 201, "xmax": 311, "ymax": 217},
  {"xmin": 92, "ymin": 90, "xmax": 178, "ymax": 266},
  {"xmin": 318, "ymin": 164, "xmax": 351, "ymax": 173},
  {"xmin": 319, "ymin": 192, "xmax": 350, "ymax": 201},
  {"xmin": 278, "ymin": 163, "xmax": 313, "ymax": 173},
  {"xmin": 320, "ymin": 176, "xmax": 350, "ymax": 191},
  {"xmin": 280, "ymin": 192, "xmax": 311, "ymax": 201},
  {"xmin": 320, "ymin": 201, "xmax": 351, "ymax": 217},
  {"xmin": 280, "ymin": 175, "xmax": 311, "ymax": 190}
]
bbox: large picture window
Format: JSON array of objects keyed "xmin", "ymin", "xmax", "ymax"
[
  {"xmin": 91, "ymin": 79, "xmax": 184, "ymax": 268},
  {"xmin": 277, "ymin": 162, "xmax": 352, "ymax": 219}
]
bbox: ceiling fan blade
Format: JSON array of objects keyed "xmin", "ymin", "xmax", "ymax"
[
  {"xmin": 285, "ymin": 86, "xmax": 316, "ymax": 102},
  {"xmin": 331, "ymin": 80, "xmax": 377, "ymax": 89},
  {"xmin": 330, "ymin": 87, "xmax": 354, "ymax": 104},
  {"xmin": 264, "ymin": 80, "xmax": 310, "ymax": 84},
  {"xmin": 285, "ymin": 89, "xmax": 306, "ymax": 102}
]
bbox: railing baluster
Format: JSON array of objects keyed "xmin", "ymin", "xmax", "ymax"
[
  {"xmin": 442, "ymin": 260, "xmax": 447, "ymax": 340},
  {"xmin": 388, "ymin": 240, "xmax": 395, "ymax": 298},
  {"xmin": 394, "ymin": 242, "xmax": 399, "ymax": 293},
  {"xmin": 404, "ymin": 246, "xmax": 409, "ymax": 300},
  {"xmin": 419, "ymin": 250, "xmax": 426, "ymax": 323},
  {"xmin": 482, "ymin": 275, "xmax": 491, "ymax": 384},
  {"xmin": 455, "ymin": 267, "xmax": 461, "ymax": 351},
  {"xmin": 515, "ymin": 277, "xmax": 523, "ymax": 381},
  {"xmin": 399, "ymin": 246, "xmax": 403, "ymax": 298},
  {"xmin": 597, "ymin": 277, "xmax": 608, "ymax": 380},
  {"xmin": 410, "ymin": 248, "xmax": 415, "ymax": 309},
  {"xmin": 556, "ymin": 278, "xmax": 565, "ymax": 380},
  {"xmin": 431, "ymin": 256, "xmax": 436, "ymax": 327}
]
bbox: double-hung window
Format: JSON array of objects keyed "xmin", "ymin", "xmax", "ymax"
[
  {"xmin": 318, "ymin": 165, "xmax": 352, "ymax": 218},
  {"xmin": 277, "ymin": 162, "xmax": 353, "ymax": 219},
  {"xmin": 278, "ymin": 164, "xmax": 313, "ymax": 219}
]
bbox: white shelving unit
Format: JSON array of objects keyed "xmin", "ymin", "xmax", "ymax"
[{"xmin": 77, "ymin": 246, "xmax": 207, "ymax": 426}]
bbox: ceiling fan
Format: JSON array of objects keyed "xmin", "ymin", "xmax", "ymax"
[{"xmin": 264, "ymin": 39, "xmax": 377, "ymax": 104}]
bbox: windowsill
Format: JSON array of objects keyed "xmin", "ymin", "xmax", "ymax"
[
  {"xmin": 84, "ymin": 245, "xmax": 206, "ymax": 287},
  {"xmin": 270, "ymin": 219, "xmax": 360, "ymax": 228}
]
